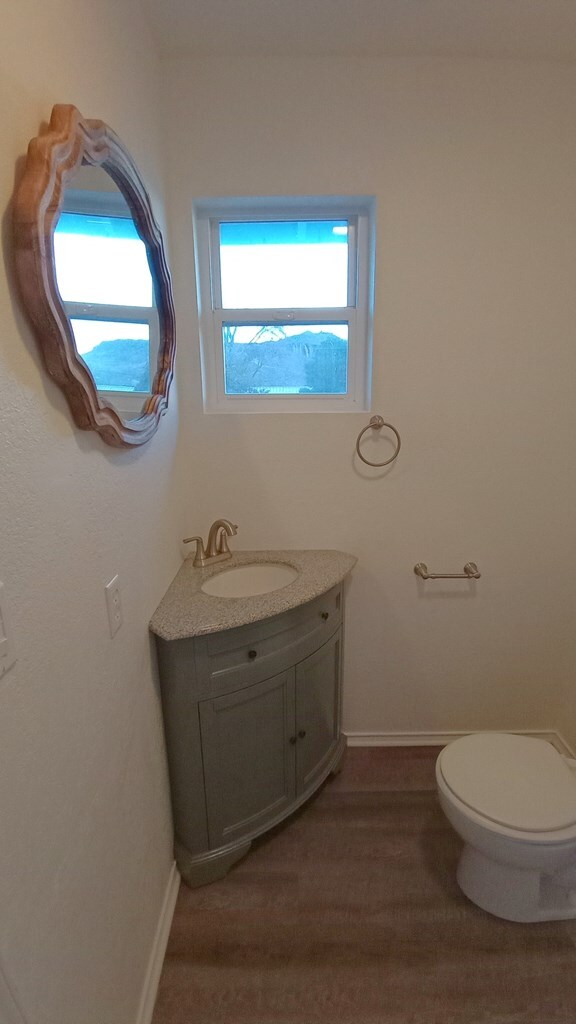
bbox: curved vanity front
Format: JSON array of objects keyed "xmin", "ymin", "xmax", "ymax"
[{"xmin": 150, "ymin": 550, "xmax": 356, "ymax": 887}]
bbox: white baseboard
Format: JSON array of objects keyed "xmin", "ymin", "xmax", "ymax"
[
  {"xmin": 344, "ymin": 729, "xmax": 576, "ymax": 758},
  {"xmin": 136, "ymin": 860, "xmax": 180, "ymax": 1024}
]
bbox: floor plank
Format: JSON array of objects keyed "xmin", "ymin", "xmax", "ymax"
[{"xmin": 152, "ymin": 747, "xmax": 576, "ymax": 1024}]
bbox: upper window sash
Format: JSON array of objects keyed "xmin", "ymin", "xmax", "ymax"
[{"xmin": 207, "ymin": 212, "xmax": 359, "ymax": 312}]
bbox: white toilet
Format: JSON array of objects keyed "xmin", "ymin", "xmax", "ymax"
[{"xmin": 436, "ymin": 732, "xmax": 576, "ymax": 922}]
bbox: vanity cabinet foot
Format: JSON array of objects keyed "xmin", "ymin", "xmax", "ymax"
[
  {"xmin": 156, "ymin": 584, "xmax": 347, "ymax": 887},
  {"xmin": 175, "ymin": 838, "xmax": 252, "ymax": 888}
]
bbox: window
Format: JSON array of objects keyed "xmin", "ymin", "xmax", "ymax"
[
  {"xmin": 54, "ymin": 185, "xmax": 159, "ymax": 415},
  {"xmin": 193, "ymin": 197, "xmax": 375, "ymax": 413}
]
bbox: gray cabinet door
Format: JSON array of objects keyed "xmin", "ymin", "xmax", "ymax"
[
  {"xmin": 200, "ymin": 670, "xmax": 297, "ymax": 848},
  {"xmin": 295, "ymin": 630, "xmax": 342, "ymax": 797}
]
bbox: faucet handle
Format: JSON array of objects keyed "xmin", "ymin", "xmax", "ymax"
[{"xmin": 182, "ymin": 535, "xmax": 207, "ymax": 567}]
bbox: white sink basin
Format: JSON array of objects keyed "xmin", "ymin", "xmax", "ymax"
[{"xmin": 201, "ymin": 563, "xmax": 298, "ymax": 598}]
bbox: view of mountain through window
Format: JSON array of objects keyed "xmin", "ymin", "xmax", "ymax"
[{"xmin": 222, "ymin": 323, "xmax": 348, "ymax": 395}]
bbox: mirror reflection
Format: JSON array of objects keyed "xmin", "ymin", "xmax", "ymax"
[{"xmin": 53, "ymin": 164, "xmax": 159, "ymax": 418}]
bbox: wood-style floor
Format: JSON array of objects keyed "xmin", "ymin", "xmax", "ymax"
[{"xmin": 152, "ymin": 747, "xmax": 576, "ymax": 1024}]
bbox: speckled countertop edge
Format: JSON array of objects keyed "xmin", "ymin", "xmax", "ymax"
[{"xmin": 149, "ymin": 549, "xmax": 357, "ymax": 641}]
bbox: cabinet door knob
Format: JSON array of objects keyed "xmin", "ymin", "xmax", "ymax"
[
  {"xmin": 298, "ymin": 729, "xmax": 307, "ymax": 739},
  {"xmin": 247, "ymin": 649, "xmax": 258, "ymax": 660},
  {"xmin": 321, "ymin": 611, "xmax": 329, "ymax": 620},
  {"xmin": 289, "ymin": 735, "xmax": 297, "ymax": 745}
]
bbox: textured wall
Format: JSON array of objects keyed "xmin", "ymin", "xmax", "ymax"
[
  {"xmin": 0, "ymin": 2, "xmax": 185, "ymax": 1021},
  {"xmin": 164, "ymin": 55, "xmax": 576, "ymax": 750}
]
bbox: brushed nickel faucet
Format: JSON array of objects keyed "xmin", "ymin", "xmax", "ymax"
[{"xmin": 183, "ymin": 519, "xmax": 238, "ymax": 568}]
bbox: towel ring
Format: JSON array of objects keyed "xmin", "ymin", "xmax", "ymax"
[{"xmin": 355, "ymin": 415, "xmax": 401, "ymax": 467}]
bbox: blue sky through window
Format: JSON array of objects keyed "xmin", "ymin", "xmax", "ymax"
[
  {"xmin": 54, "ymin": 212, "xmax": 153, "ymax": 307},
  {"xmin": 219, "ymin": 219, "xmax": 349, "ymax": 309}
]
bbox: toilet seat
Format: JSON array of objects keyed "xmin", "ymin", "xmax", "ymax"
[{"xmin": 437, "ymin": 733, "xmax": 576, "ymax": 833}]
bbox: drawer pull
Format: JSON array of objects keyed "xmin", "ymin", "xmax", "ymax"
[
  {"xmin": 298, "ymin": 729, "xmax": 307, "ymax": 739},
  {"xmin": 321, "ymin": 611, "xmax": 329, "ymax": 621},
  {"xmin": 247, "ymin": 649, "xmax": 258, "ymax": 660},
  {"xmin": 289, "ymin": 735, "xmax": 297, "ymax": 745}
]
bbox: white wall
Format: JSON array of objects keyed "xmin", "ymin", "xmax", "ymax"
[
  {"xmin": 0, "ymin": 2, "xmax": 185, "ymax": 1021},
  {"xmin": 164, "ymin": 56, "xmax": 576, "ymax": 749}
]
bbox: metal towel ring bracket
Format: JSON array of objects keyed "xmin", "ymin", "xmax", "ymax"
[{"xmin": 355, "ymin": 415, "xmax": 401, "ymax": 468}]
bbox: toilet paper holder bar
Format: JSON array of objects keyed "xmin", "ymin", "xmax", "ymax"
[{"xmin": 414, "ymin": 562, "xmax": 481, "ymax": 580}]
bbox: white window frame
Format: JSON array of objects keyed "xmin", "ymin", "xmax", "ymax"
[
  {"xmin": 193, "ymin": 196, "xmax": 375, "ymax": 413},
  {"xmin": 58, "ymin": 188, "xmax": 160, "ymax": 418}
]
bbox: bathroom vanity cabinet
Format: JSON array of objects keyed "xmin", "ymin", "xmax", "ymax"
[{"xmin": 154, "ymin": 583, "xmax": 346, "ymax": 887}]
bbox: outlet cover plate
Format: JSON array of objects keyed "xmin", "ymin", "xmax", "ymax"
[
  {"xmin": 0, "ymin": 582, "xmax": 17, "ymax": 677},
  {"xmin": 105, "ymin": 575, "xmax": 123, "ymax": 638}
]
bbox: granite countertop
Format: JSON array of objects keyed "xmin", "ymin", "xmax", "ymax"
[{"xmin": 149, "ymin": 549, "xmax": 357, "ymax": 641}]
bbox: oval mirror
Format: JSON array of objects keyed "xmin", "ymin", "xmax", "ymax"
[{"xmin": 12, "ymin": 105, "xmax": 176, "ymax": 447}]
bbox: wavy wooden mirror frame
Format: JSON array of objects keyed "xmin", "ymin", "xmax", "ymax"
[{"xmin": 13, "ymin": 104, "xmax": 176, "ymax": 448}]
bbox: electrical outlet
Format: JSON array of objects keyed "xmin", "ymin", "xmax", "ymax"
[{"xmin": 105, "ymin": 575, "xmax": 123, "ymax": 638}]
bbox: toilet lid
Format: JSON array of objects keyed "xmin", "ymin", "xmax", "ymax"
[{"xmin": 438, "ymin": 733, "xmax": 576, "ymax": 832}]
